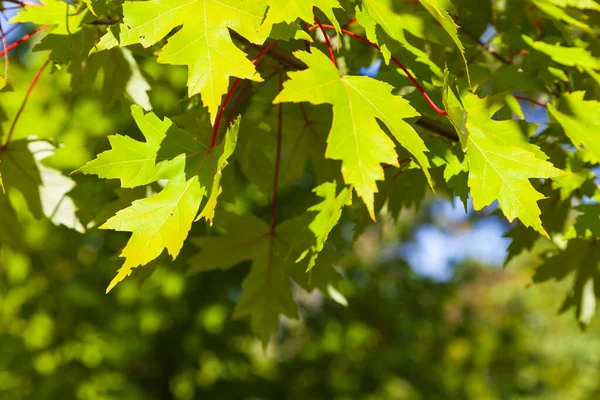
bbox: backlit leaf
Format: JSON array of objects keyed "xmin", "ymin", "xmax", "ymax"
[{"xmin": 274, "ymin": 50, "xmax": 432, "ymax": 219}]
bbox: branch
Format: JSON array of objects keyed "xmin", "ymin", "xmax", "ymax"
[
  {"xmin": 0, "ymin": 25, "xmax": 50, "ymax": 58},
  {"xmin": 230, "ymin": 30, "xmax": 307, "ymax": 71},
  {"xmin": 460, "ymin": 25, "xmax": 510, "ymax": 65}
]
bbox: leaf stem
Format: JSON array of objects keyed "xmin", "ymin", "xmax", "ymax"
[
  {"xmin": 0, "ymin": 25, "xmax": 50, "ymax": 59},
  {"xmin": 460, "ymin": 24, "xmax": 511, "ymax": 65},
  {"xmin": 0, "ymin": 58, "xmax": 50, "ymax": 154},
  {"xmin": 310, "ymin": 24, "xmax": 447, "ymax": 116},
  {"xmin": 314, "ymin": 16, "xmax": 337, "ymax": 68},
  {"xmin": 269, "ymin": 71, "xmax": 284, "ymax": 236},
  {"xmin": 514, "ymin": 95, "xmax": 547, "ymax": 109},
  {"xmin": 210, "ymin": 40, "xmax": 279, "ymax": 149}
]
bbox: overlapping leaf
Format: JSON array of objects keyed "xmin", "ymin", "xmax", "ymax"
[
  {"xmin": 97, "ymin": 0, "xmax": 271, "ymax": 123},
  {"xmin": 188, "ymin": 212, "xmax": 305, "ymax": 344},
  {"xmin": 11, "ymin": 0, "xmax": 86, "ymax": 34},
  {"xmin": 274, "ymin": 50, "xmax": 432, "ymax": 219},
  {"xmin": 262, "ymin": 0, "xmax": 342, "ymax": 32},
  {"xmin": 418, "ymin": 0, "xmax": 469, "ymax": 81},
  {"xmin": 548, "ymin": 92, "xmax": 600, "ymax": 163},
  {"xmin": 78, "ymin": 106, "xmax": 239, "ymax": 292},
  {"xmin": 444, "ymin": 84, "xmax": 563, "ymax": 237},
  {"xmin": 297, "ymin": 181, "xmax": 352, "ymax": 272},
  {"xmin": 534, "ymin": 240, "xmax": 600, "ymax": 327},
  {"xmin": 522, "ymin": 35, "xmax": 600, "ymax": 69},
  {"xmin": 0, "ymin": 139, "xmax": 83, "ymax": 232},
  {"xmin": 356, "ymin": 0, "xmax": 444, "ymax": 77}
]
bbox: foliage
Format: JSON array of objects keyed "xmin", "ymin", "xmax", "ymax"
[{"xmin": 1, "ymin": 0, "xmax": 600, "ymax": 346}]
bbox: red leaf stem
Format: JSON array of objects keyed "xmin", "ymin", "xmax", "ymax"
[
  {"xmin": 0, "ymin": 25, "xmax": 49, "ymax": 59},
  {"xmin": 209, "ymin": 40, "xmax": 279, "ymax": 149},
  {"xmin": 310, "ymin": 24, "xmax": 447, "ymax": 116},
  {"xmin": 314, "ymin": 16, "xmax": 337, "ymax": 68},
  {"xmin": 0, "ymin": 58, "xmax": 50, "ymax": 153}
]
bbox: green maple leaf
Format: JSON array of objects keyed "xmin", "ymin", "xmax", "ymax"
[
  {"xmin": 444, "ymin": 86, "xmax": 564, "ymax": 237},
  {"xmin": 356, "ymin": 0, "xmax": 444, "ymax": 78},
  {"xmin": 11, "ymin": 0, "xmax": 86, "ymax": 34},
  {"xmin": 78, "ymin": 106, "xmax": 239, "ymax": 292},
  {"xmin": 0, "ymin": 140, "xmax": 83, "ymax": 232},
  {"xmin": 189, "ymin": 212, "xmax": 305, "ymax": 344},
  {"xmin": 262, "ymin": 0, "xmax": 342, "ymax": 33},
  {"xmin": 274, "ymin": 50, "xmax": 432, "ymax": 219},
  {"xmin": 101, "ymin": 0, "xmax": 271, "ymax": 123},
  {"xmin": 418, "ymin": 0, "xmax": 469, "ymax": 82},
  {"xmin": 503, "ymin": 223, "xmax": 539, "ymax": 264},
  {"xmin": 297, "ymin": 181, "xmax": 352, "ymax": 272},
  {"xmin": 564, "ymin": 204, "xmax": 600, "ymax": 240},
  {"xmin": 0, "ymin": 192, "xmax": 22, "ymax": 250},
  {"xmin": 535, "ymin": 240, "xmax": 600, "ymax": 328},
  {"xmin": 548, "ymin": 92, "xmax": 600, "ymax": 164},
  {"xmin": 531, "ymin": 0, "xmax": 592, "ymax": 31},
  {"xmin": 522, "ymin": 35, "xmax": 600, "ymax": 69}
]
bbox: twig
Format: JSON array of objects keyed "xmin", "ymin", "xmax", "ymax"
[
  {"xmin": 460, "ymin": 25, "xmax": 510, "ymax": 65},
  {"xmin": 232, "ymin": 29, "xmax": 458, "ymax": 142},
  {"xmin": 0, "ymin": 58, "xmax": 50, "ymax": 154},
  {"xmin": 0, "ymin": 25, "xmax": 50, "ymax": 58},
  {"xmin": 210, "ymin": 40, "xmax": 279, "ymax": 148},
  {"xmin": 314, "ymin": 16, "xmax": 337, "ymax": 67},
  {"xmin": 311, "ymin": 24, "xmax": 447, "ymax": 116}
]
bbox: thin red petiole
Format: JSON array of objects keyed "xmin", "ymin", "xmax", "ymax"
[
  {"xmin": 1, "ymin": 58, "xmax": 50, "ymax": 153},
  {"xmin": 210, "ymin": 40, "xmax": 279, "ymax": 149},
  {"xmin": 0, "ymin": 25, "xmax": 50, "ymax": 58},
  {"xmin": 314, "ymin": 16, "xmax": 337, "ymax": 68},
  {"xmin": 310, "ymin": 24, "xmax": 447, "ymax": 116}
]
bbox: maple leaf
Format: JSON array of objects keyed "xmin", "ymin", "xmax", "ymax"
[
  {"xmin": 418, "ymin": 0, "xmax": 469, "ymax": 82},
  {"xmin": 444, "ymin": 83, "xmax": 564, "ymax": 237},
  {"xmin": 262, "ymin": 0, "xmax": 342, "ymax": 33},
  {"xmin": 78, "ymin": 106, "xmax": 239, "ymax": 292},
  {"xmin": 101, "ymin": 0, "xmax": 271, "ymax": 123},
  {"xmin": 356, "ymin": 0, "xmax": 444, "ymax": 77},
  {"xmin": 10, "ymin": 0, "xmax": 86, "ymax": 34},
  {"xmin": 0, "ymin": 139, "xmax": 84, "ymax": 232},
  {"xmin": 189, "ymin": 212, "xmax": 303, "ymax": 344},
  {"xmin": 0, "ymin": 191, "xmax": 22, "ymax": 250},
  {"xmin": 297, "ymin": 181, "xmax": 352, "ymax": 272},
  {"xmin": 564, "ymin": 204, "xmax": 600, "ymax": 240},
  {"xmin": 548, "ymin": 92, "xmax": 600, "ymax": 164},
  {"xmin": 521, "ymin": 35, "xmax": 600, "ymax": 69},
  {"xmin": 534, "ymin": 240, "xmax": 600, "ymax": 328},
  {"xmin": 274, "ymin": 50, "xmax": 432, "ymax": 219}
]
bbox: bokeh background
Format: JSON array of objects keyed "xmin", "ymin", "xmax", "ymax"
[{"xmin": 2, "ymin": 13, "xmax": 600, "ymax": 400}]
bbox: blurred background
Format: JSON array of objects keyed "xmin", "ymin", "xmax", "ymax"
[{"xmin": 2, "ymin": 15, "xmax": 600, "ymax": 400}]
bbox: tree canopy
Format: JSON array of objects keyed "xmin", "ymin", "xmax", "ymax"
[{"xmin": 1, "ymin": 0, "xmax": 600, "ymax": 357}]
